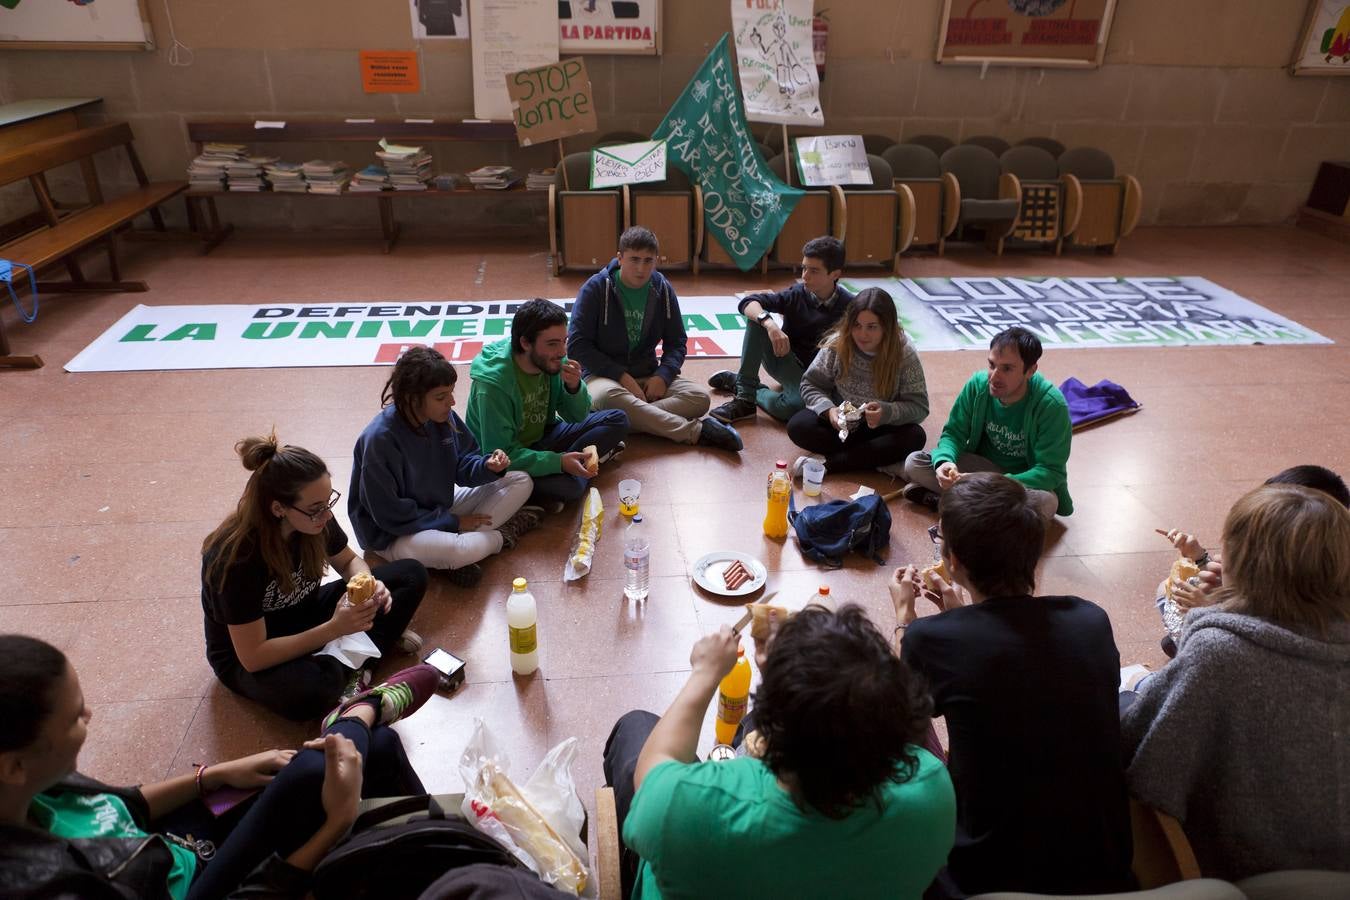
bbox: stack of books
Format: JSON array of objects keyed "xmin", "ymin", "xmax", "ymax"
[
  {"xmin": 349, "ymin": 165, "xmax": 391, "ymax": 193},
  {"xmin": 467, "ymin": 165, "xmax": 520, "ymax": 190},
  {"xmin": 526, "ymin": 168, "xmax": 555, "ymax": 191},
  {"xmin": 301, "ymin": 160, "xmax": 350, "ymax": 195},
  {"xmin": 377, "ymin": 142, "xmax": 434, "ymax": 191},
  {"xmin": 186, "ymin": 142, "xmax": 245, "ymax": 191},
  {"xmin": 265, "ymin": 161, "xmax": 307, "ymax": 193},
  {"xmin": 226, "ymin": 155, "xmax": 277, "ymax": 192},
  {"xmin": 432, "ymin": 173, "xmax": 470, "ymax": 191}
]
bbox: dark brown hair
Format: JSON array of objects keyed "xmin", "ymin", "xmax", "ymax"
[
  {"xmin": 0, "ymin": 635, "xmax": 68, "ymax": 752},
  {"xmin": 938, "ymin": 472, "xmax": 1044, "ymax": 597},
  {"xmin": 382, "ymin": 346, "xmax": 458, "ymax": 432}
]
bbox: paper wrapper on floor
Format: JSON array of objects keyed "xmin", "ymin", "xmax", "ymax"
[
  {"xmin": 563, "ymin": 487, "xmax": 604, "ymax": 582},
  {"xmin": 459, "ymin": 718, "xmax": 589, "ymax": 895}
]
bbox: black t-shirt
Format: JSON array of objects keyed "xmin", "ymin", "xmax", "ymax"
[
  {"xmin": 200, "ymin": 519, "xmax": 348, "ymax": 673},
  {"xmin": 902, "ymin": 594, "xmax": 1134, "ymax": 898}
]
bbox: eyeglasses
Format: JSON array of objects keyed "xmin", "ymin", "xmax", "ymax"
[
  {"xmin": 289, "ymin": 489, "xmax": 341, "ymax": 523},
  {"xmin": 927, "ymin": 524, "xmax": 943, "ymax": 544}
]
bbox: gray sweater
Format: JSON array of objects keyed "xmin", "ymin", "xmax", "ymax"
[
  {"xmin": 1120, "ymin": 607, "xmax": 1350, "ymax": 880},
  {"xmin": 799, "ymin": 335, "xmax": 929, "ymax": 427}
]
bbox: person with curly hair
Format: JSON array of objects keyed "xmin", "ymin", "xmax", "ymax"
[
  {"xmin": 602, "ymin": 606, "xmax": 955, "ymax": 900},
  {"xmin": 893, "ymin": 472, "xmax": 1133, "ymax": 898}
]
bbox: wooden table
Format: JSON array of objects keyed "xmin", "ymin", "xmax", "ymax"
[{"xmin": 0, "ymin": 98, "xmax": 102, "ymax": 155}]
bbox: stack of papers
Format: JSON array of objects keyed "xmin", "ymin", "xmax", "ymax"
[
  {"xmin": 467, "ymin": 165, "xmax": 520, "ymax": 190},
  {"xmin": 187, "ymin": 142, "xmax": 246, "ymax": 192},
  {"xmin": 376, "ymin": 139, "xmax": 433, "ymax": 191},
  {"xmin": 301, "ymin": 160, "xmax": 350, "ymax": 195},
  {"xmin": 264, "ymin": 161, "xmax": 307, "ymax": 193},
  {"xmin": 349, "ymin": 164, "xmax": 391, "ymax": 193},
  {"xmin": 526, "ymin": 168, "xmax": 555, "ymax": 191},
  {"xmin": 225, "ymin": 155, "xmax": 276, "ymax": 192}
]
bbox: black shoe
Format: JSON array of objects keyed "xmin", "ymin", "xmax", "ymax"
[
  {"xmin": 902, "ymin": 483, "xmax": 940, "ymax": 511},
  {"xmin": 444, "ymin": 562, "xmax": 484, "ymax": 588},
  {"xmin": 709, "ymin": 397, "xmax": 757, "ymax": 424},
  {"xmin": 597, "ymin": 440, "xmax": 626, "ymax": 465},
  {"xmin": 707, "ymin": 370, "xmax": 737, "ymax": 393},
  {"xmin": 1160, "ymin": 634, "xmax": 1177, "ymax": 659},
  {"xmin": 696, "ymin": 417, "xmax": 744, "ymax": 452}
]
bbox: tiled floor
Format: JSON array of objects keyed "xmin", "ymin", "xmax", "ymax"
[{"xmin": 2, "ymin": 226, "xmax": 1348, "ymax": 854}]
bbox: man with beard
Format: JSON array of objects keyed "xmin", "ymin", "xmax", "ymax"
[{"xmin": 467, "ymin": 299, "xmax": 630, "ymax": 512}]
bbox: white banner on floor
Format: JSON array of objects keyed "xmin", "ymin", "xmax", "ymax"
[
  {"xmin": 840, "ymin": 276, "xmax": 1333, "ymax": 351},
  {"xmin": 64, "ymin": 297, "xmax": 750, "ymax": 372}
]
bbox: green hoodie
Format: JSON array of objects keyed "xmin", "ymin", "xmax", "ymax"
[
  {"xmin": 466, "ymin": 339, "xmax": 594, "ymax": 476},
  {"xmin": 931, "ymin": 370, "xmax": 1074, "ymax": 516}
]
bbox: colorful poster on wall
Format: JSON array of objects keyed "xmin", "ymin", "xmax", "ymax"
[
  {"xmin": 1291, "ymin": 1, "xmax": 1350, "ymax": 75},
  {"xmin": 559, "ymin": 0, "xmax": 659, "ymax": 55},
  {"xmin": 507, "ymin": 58, "xmax": 598, "ymax": 146},
  {"xmin": 732, "ymin": 0, "xmax": 823, "ymax": 125},
  {"xmin": 470, "ymin": 0, "xmax": 558, "ymax": 121},
  {"xmin": 936, "ymin": 0, "xmax": 1118, "ymax": 68},
  {"xmin": 654, "ymin": 33, "xmax": 803, "ymax": 270},
  {"xmin": 360, "ymin": 50, "xmax": 421, "ymax": 94},
  {"xmin": 409, "ymin": 0, "xmax": 468, "ymax": 39}
]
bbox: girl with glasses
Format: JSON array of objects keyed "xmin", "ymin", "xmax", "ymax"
[{"xmin": 200, "ymin": 434, "xmax": 428, "ymax": 721}]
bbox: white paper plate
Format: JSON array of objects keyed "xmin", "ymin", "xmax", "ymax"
[{"xmin": 691, "ymin": 551, "xmax": 768, "ymax": 597}]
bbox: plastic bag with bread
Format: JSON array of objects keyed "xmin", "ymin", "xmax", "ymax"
[{"xmin": 562, "ymin": 487, "xmax": 603, "ymax": 582}]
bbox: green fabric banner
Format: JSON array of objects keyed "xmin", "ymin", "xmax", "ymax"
[{"xmin": 653, "ymin": 33, "xmax": 803, "ymax": 271}]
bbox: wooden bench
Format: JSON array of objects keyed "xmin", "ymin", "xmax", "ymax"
[
  {"xmin": 0, "ymin": 122, "xmax": 187, "ymax": 368},
  {"xmin": 186, "ymin": 119, "xmax": 550, "ymax": 254}
]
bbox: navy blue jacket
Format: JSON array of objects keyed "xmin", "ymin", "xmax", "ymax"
[
  {"xmin": 566, "ymin": 259, "xmax": 687, "ymax": 385},
  {"xmin": 738, "ymin": 282, "xmax": 853, "ymax": 368}
]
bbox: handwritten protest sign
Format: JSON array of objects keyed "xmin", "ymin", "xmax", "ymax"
[
  {"xmin": 732, "ymin": 0, "xmax": 823, "ymax": 125},
  {"xmin": 794, "ymin": 134, "xmax": 871, "ymax": 187},
  {"xmin": 506, "ymin": 57, "xmax": 597, "ymax": 146},
  {"xmin": 590, "ymin": 140, "xmax": 667, "ymax": 188}
]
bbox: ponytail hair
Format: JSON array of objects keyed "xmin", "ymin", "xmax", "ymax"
[
  {"xmin": 203, "ymin": 431, "xmax": 330, "ymax": 594},
  {"xmin": 0, "ymin": 634, "xmax": 69, "ymax": 753}
]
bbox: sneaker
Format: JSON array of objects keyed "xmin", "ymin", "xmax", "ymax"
[
  {"xmin": 710, "ymin": 397, "xmax": 757, "ymax": 424},
  {"xmin": 498, "ymin": 505, "xmax": 544, "ymax": 550},
  {"xmin": 322, "ymin": 663, "xmax": 440, "ymax": 730},
  {"xmin": 444, "ymin": 562, "xmax": 484, "ymax": 588},
  {"xmin": 902, "ymin": 483, "xmax": 940, "ymax": 512},
  {"xmin": 696, "ymin": 417, "xmax": 744, "ymax": 452},
  {"xmin": 790, "ymin": 454, "xmax": 826, "ymax": 483},
  {"xmin": 396, "ymin": 629, "xmax": 424, "ymax": 655},
  {"xmin": 707, "ymin": 370, "xmax": 737, "ymax": 393},
  {"xmin": 339, "ymin": 665, "xmax": 374, "ymax": 703},
  {"xmin": 597, "ymin": 441, "xmax": 626, "ymax": 465}
]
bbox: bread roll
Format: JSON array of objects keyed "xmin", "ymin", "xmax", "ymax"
[
  {"xmin": 346, "ymin": 572, "xmax": 376, "ymax": 605},
  {"xmin": 582, "ymin": 444, "xmax": 599, "ymax": 476},
  {"xmin": 1164, "ymin": 558, "xmax": 1200, "ymax": 602},
  {"xmin": 920, "ymin": 561, "xmax": 949, "ymax": 591}
]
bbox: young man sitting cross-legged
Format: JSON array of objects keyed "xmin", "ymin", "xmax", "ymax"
[{"xmin": 707, "ymin": 235, "xmax": 853, "ymax": 424}]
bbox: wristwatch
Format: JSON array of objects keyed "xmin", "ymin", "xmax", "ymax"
[{"xmin": 756, "ymin": 311, "xmax": 772, "ymax": 324}]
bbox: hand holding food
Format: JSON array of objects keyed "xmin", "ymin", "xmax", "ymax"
[
  {"xmin": 582, "ymin": 444, "xmax": 600, "ymax": 477},
  {"xmin": 346, "ymin": 572, "xmax": 376, "ymax": 605}
]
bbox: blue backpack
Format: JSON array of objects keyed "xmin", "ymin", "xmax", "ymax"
[{"xmin": 788, "ymin": 493, "xmax": 892, "ymax": 569}]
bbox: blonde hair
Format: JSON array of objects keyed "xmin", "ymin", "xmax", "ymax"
[
  {"xmin": 821, "ymin": 288, "xmax": 905, "ymax": 398},
  {"xmin": 1216, "ymin": 483, "xmax": 1350, "ymax": 636}
]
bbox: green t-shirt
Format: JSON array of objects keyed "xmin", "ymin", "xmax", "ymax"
[
  {"xmin": 31, "ymin": 790, "xmax": 197, "ymax": 900},
  {"xmin": 977, "ymin": 394, "xmax": 1031, "ymax": 472},
  {"xmin": 513, "ymin": 358, "xmax": 552, "ymax": 447},
  {"xmin": 624, "ymin": 751, "xmax": 955, "ymax": 900},
  {"xmin": 612, "ymin": 270, "xmax": 650, "ymax": 350}
]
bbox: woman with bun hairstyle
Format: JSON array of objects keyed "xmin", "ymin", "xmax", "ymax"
[
  {"xmin": 349, "ymin": 345, "xmax": 542, "ymax": 588},
  {"xmin": 201, "ymin": 434, "xmax": 428, "ymax": 721},
  {"xmin": 787, "ymin": 287, "xmax": 929, "ymax": 475},
  {"xmin": 0, "ymin": 634, "xmax": 435, "ymax": 900}
]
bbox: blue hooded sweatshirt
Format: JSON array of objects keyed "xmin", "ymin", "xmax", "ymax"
[{"xmin": 565, "ymin": 259, "xmax": 687, "ymax": 385}]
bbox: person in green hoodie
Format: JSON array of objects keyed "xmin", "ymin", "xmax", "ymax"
[
  {"xmin": 467, "ymin": 299, "xmax": 630, "ymax": 512},
  {"xmin": 901, "ymin": 327, "xmax": 1072, "ymax": 522}
]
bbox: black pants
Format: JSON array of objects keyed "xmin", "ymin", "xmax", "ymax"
[
  {"xmin": 602, "ymin": 710, "xmax": 660, "ymax": 900},
  {"xmin": 215, "ymin": 559, "xmax": 428, "ymax": 721},
  {"xmin": 787, "ymin": 410, "xmax": 927, "ymax": 473},
  {"xmin": 157, "ymin": 717, "xmax": 424, "ymax": 900}
]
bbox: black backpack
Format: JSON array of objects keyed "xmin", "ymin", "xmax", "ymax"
[
  {"xmin": 312, "ymin": 795, "xmax": 524, "ymax": 900},
  {"xmin": 788, "ymin": 492, "xmax": 892, "ymax": 568}
]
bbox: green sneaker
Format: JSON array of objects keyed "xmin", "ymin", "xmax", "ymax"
[{"xmin": 321, "ymin": 663, "xmax": 440, "ymax": 731}]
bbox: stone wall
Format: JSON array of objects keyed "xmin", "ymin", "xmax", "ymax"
[{"xmin": 2, "ymin": 0, "xmax": 1345, "ymax": 232}]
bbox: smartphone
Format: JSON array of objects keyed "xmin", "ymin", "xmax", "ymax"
[{"xmin": 424, "ymin": 648, "xmax": 467, "ymax": 690}]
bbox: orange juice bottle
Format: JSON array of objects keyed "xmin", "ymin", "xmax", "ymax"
[
  {"xmin": 763, "ymin": 460, "xmax": 791, "ymax": 539},
  {"xmin": 715, "ymin": 646, "xmax": 752, "ymax": 745}
]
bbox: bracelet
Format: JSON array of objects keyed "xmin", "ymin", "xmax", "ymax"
[
  {"xmin": 894, "ymin": 622, "xmax": 909, "ymax": 634},
  {"xmin": 194, "ymin": 763, "xmax": 208, "ymax": 797},
  {"xmin": 1195, "ymin": 551, "xmax": 1210, "ymax": 567}
]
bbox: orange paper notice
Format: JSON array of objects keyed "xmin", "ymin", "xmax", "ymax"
[{"xmin": 360, "ymin": 50, "xmax": 420, "ymax": 94}]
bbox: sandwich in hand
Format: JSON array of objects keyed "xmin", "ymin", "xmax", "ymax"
[
  {"xmin": 1164, "ymin": 558, "xmax": 1201, "ymax": 603},
  {"xmin": 346, "ymin": 572, "xmax": 376, "ymax": 605},
  {"xmin": 581, "ymin": 444, "xmax": 599, "ymax": 477},
  {"xmin": 920, "ymin": 561, "xmax": 949, "ymax": 592}
]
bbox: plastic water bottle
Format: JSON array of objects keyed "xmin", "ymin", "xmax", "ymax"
[
  {"xmin": 507, "ymin": 577, "xmax": 538, "ymax": 675},
  {"xmin": 763, "ymin": 460, "xmax": 791, "ymax": 539},
  {"xmin": 624, "ymin": 514, "xmax": 650, "ymax": 601},
  {"xmin": 715, "ymin": 646, "xmax": 752, "ymax": 745}
]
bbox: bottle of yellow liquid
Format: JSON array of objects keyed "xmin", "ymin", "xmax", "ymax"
[
  {"xmin": 763, "ymin": 459, "xmax": 790, "ymax": 539},
  {"xmin": 715, "ymin": 646, "xmax": 752, "ymax": 745}
]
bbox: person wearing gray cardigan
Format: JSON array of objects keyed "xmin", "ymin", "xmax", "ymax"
[
  {"xmin": 786, "ymin": 288, "xmax": 929, "ymax": 475},
  {"xmin": 1120, "ymin": 484, "xmax": 1350, "ymax": 881}
]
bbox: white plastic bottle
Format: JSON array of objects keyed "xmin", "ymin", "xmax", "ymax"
[
  {"xmin": 624, "ymin": 514, "xmax": 650, "ymax": 601},
  {"xmin": 507, "ymin": 577, "xmax": 539, "ymax": 675},
  {"xmin": 807, "ymin": 584, "xmax": 836, "ymax": 611}
]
